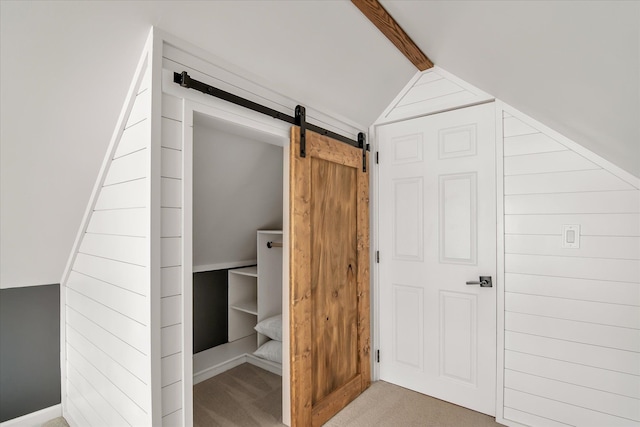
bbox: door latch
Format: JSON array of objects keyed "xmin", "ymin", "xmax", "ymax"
[{"xmin": 466, "ymin": 276, "xmax": 492, "ymax": 287}]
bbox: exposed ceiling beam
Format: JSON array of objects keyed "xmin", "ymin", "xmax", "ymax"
[{"xmin": 351, "ymin": 0, "xmax": 433, "ymax": 71}]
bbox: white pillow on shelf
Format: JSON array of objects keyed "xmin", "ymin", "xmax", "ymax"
[
  {"xmin": 254, "ymin": 314, "xmax": 282, "ymax": 341},
  {"xmin": 254, "ymin": 340, "xmax": 282, "ymax": 364}
]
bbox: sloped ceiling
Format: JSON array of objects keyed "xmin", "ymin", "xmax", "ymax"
[
  {"xmin": 381, "ymin": 0, "xmax": 639, "ymax": 177},
  {"xmin": 1, "ymin": 0, "xmax": 637, "ymax": 287}
]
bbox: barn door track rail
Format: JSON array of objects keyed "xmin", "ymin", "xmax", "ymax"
[{"xmin": 174, "ymin": 71, "xmax": 369, "ymax": 171}]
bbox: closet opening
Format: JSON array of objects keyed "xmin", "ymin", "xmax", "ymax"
[{"xmin": 188, "ymin": 109, "xmax": 290, "ymax": 425}]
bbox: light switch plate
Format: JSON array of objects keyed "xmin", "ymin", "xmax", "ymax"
[{"xmin": 562, "ymin": 225, "xmax": 580, "ymax": 249}]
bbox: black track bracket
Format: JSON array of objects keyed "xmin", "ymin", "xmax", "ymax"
[
  {"xmin": 358, "ymin": 132, "xmax": 369, "ymax": 172},
  {"xmin": 295, "ymin": 105, "xmax": 306, "ymax": 158}
]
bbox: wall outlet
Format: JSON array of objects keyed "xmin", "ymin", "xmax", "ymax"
[{"xmin": 561, "ymin": 224, "xmax": 580, "ymax": 249}]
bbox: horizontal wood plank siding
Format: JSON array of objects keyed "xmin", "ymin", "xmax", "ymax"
[
  {"xmin": 65, "ymin": 61, "xmax": 153, "ymax": 426},
  {"xmin": 161, "ymin": 92, "xmax": 184, "ymax": 426},
  {"xmin": 501, "ymin": 114, "xmax": 640, "ymax": 427}
]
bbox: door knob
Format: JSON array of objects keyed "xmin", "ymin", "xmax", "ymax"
[{"xmin": 466, "ymin": 276, "xmax": 492, "ymax": 287}]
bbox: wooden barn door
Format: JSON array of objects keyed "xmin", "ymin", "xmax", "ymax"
[{"xmin": 289, "ymin": 127, "xmax": 371, "ymax": 426}]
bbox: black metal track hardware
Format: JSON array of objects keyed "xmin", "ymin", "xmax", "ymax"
[
  {"xmin": 173, "ymin": 71, "xmax": 361, "ymax": 153},
  {"xmin": 358, "ymin": 133, "xmax": 367, "ymax": 172},
  {"xmin": 295, "ymin": 105, "xmax": 306, "ymax": 158}
]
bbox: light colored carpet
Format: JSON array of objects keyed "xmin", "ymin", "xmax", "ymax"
[
  {"xmin": 42, "ymin": 417, "xmax": 69, "ymax": 427},
  {"xmin": 325, "ymin": 381, "xmax": 502, "ymax": 427}
]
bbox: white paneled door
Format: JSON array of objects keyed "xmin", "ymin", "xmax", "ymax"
[{"xmin": 378, "ymin": 103, "xmax": 497, "ymax": 416}]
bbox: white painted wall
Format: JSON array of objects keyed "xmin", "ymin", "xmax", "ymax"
[{"xmin": 192, "ymin": 116, "xmax": 283, "ymax": 270}]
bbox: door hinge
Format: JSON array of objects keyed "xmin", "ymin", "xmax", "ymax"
[
  {"xmin": 376, "ymin": 151, "xmax": 379, "ymax": 164},
  {"xmin": 376, "ymin": 349, "xmax": 380, "ymax": 363},
  {"xmin": 376, "ymin": 251, "xmax": 380, "ymax": 263}
]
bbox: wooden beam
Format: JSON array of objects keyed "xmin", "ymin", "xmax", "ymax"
[{"xmin": 351, "ymin": 0, "xmax": 433, "ymax": 71}]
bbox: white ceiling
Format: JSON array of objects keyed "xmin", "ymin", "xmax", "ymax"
[{"xmin": 1, "ymin": 0, "xmax": 638, "ymax": 287}]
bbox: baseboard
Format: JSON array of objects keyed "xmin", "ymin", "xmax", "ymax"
[
  {"xmin": 193, "ymin": 354, "xmax": 247, "ymax": 384},
  {"xmin": 246, "ymin": 354, "xmax": 282, "ymax": 376},
  {"xmin": 193, "ymin": 353, "xmax": 283, "ymax": 384},
  {"xmin": 0, "ymin": 404, "xmax": 62, "ymax": 427}
]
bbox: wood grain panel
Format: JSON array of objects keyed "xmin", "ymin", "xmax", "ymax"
[
  {"xmin": 67, "ymin": 288, "xmax": 149, "ymax": 354},
  {"xmin": 161, "ymin": 117, "xmax": 182, "ymax": 150},
  {"xmin": 505, "ymin": 331, "xmax": 640, "ymax": 375},
  {"xmin": 505, "ymin": 234, "xmax": 640, "ymax": 260},
  {"xmin": 66, "ymin": 345, "xmax": 148, "ymax": 425},
  {"xmin": 505, "ymin": 273, "xmax": 640, "ymax": 306},
  {"xmin": 505, "ymin": 190, "xmax": 640, "ymax": 214},
  {"xmin": 505, "ymin": 311, "xmax": 639, "ymax": 352},
  {"xmin": 505, "ymin": 369, "xmax": 640, "ymax": 421},
  {"xmin": 66, "ymin": 307, "xmax": 149, "ymax": 383},
  {"xmin": 505, "ymin": 350, "xmax": 640, "ymax": 399},
  {"xmin": 505, "ymin": 169, "xmax": 634, "ymax": 195},
  {"xmin": 503, "ymin": 132, "xmax": 567, "ymax": 157},
  {"xmin": 350, "ymin": 0, "xmax": 433, "ymax": 70},
  {"xmin": 67, "ymin": 326, "xmax": 149, "ymax": 411},
  {"xmin": 73, "ymin": 253, "xmax": 147, "ymax": 296},
  {"xmin": 504, "ymin": 389, "xmax": 634, "ymax": 427},
  {"xmin": 290, "ymin": 128, "xmax": 370, "ymax": 427},
  {"xmin": 86, "ymin": 208, "xmax": 147, "ymax": 237},
  {"xmin": 504, "ymin": 151, "xmax": 599, "ymax": 176},
  {"xmin": 94, "ymin": 178, "xmax": 147, "ymax": 210},
  {"xmin": 114, "ymin": 119, "xmax": 150, "ymax": 159},
  {"xmin": 504, "ymin": 213, "xmax": 640, "ymax": 236},
  {"xmin": 310, "ymin": 156, "xmax": 358, "ymax": 404},
  {"xmin": 79, "ymin": 233, "xmax": 148, "ymax": 266},
  {"xmin": 67, "ymin": 271, "xmax": 148, "ymax": 325},
  {"xmin": 505, "ymin": 253, "xmax": 640, "ymax": 283},
  {"xmin": 502, "ymin": 117, "xmax": 538, "ymax": 137}
]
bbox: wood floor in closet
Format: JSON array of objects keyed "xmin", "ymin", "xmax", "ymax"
[{"xmin": 194, "ymin": 363, "xmax": 283, "ymax": 426}]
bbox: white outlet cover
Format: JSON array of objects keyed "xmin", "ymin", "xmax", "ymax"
[{"xmin": 562, "ymin": 224, "xmax": 580, "ymax": 249}]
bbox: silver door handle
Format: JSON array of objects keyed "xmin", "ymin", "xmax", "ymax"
[{"xmin": 466, "ymin": 276, "xmax": 492, "ymax": 287}]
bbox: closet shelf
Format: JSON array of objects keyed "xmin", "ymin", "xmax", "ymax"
[
  {"xmin": 229, "ymin": 266, "xmax": 258, "ymax": 278},
  {"xmin": 230, "ymin": 300, "xmax": 258, "ymax": 316}
]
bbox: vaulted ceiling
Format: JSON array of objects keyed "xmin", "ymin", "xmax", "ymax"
[{"xmin": 1, "ymin": 0, "xmax": 638, "ymax": 286}]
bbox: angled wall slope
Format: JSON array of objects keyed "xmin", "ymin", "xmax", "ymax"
[{"xmin": 59, "ymin": 37, "xmax": 156, "ymax": 426}]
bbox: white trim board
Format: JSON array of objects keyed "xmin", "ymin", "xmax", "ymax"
[
  {"xmin": 0, "ymin": 404, "xmax": 62, "ymax": 427},
  {"xmin": 193, "ymin": 260, "xmax": 257, "ymax": 273}
]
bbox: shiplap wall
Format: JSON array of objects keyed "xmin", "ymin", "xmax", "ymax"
[
  {"xmin": 159, "ymin": 93, "xmax": 184, "ymax": 426},
  {"xmin": 501, "ymin": 110, "xmax": 640, "ymax": 427},
  {"xmin": 376, "ymin": 67, "xmax": 493, "ymax": 125},
  {"xmin": 63, "ymin": 59, "xmax": 155, "ymax": 426}
]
